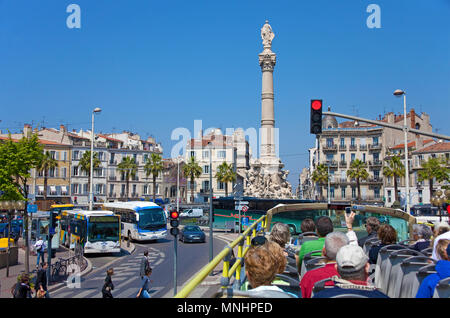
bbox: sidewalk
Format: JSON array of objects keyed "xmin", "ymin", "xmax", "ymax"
[{"xmin": 0, "ymin": 239, "xmax": 135, "ymax": 298}]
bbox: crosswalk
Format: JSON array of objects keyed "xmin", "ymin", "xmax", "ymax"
[{"xmin": 53, "ymin": 247, "xmax": 166, "ymax": 298}]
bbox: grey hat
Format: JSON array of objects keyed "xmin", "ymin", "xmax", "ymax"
[{"xmin": 336, "ymin": 245, "xmax": 368, "ymax": 273}]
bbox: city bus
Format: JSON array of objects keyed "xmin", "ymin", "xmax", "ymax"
[
  {"xmin": 59, "ymin": 210, "xmax": 121, "ymax": 254},
  {"xmin": 50, "ymin": 204, "xmax": 75, "ymax": 247},
  {"xmin": 410, "ymin": 204, "xmax": 449, "ymax": 225},
  {"xmin": 212, "ymin": 196, "xmax": 315, "ymax": 233},
  {"xmin": 102, "ymin": 201, "xmax": 167, "ymax": 242}
]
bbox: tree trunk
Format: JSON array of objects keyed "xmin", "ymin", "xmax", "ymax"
[
  {"xmin": 43, "ymin": 169, "xmax": 48, "ymax": 200},
  {"xmin": 153, "ymin": 175, "xmax": 157, "ymax": 202},
  {"xmin": 225, "ymin": 182, "xmax": 228, "ymax": 197},
  {"xmin": 393, "ymin": 174, "xmax": 398, "ymax": 203},
  {"xmin": 190, "ymin": 177, "xmax": 195, "ymax": 203},
  {"xmin": 429, "ymin": 178, "xmax": 434, "ymax": 200},
  {"xmin": 357, "ymin": 178, "xmax": 361, "ymax": 203},
  {"xmin": 126, "ymin": 176, "xmax": 129, "ymax": 201}
]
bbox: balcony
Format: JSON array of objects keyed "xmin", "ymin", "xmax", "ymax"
[
  {"xmin": 349, "ymin": 145, "xmax": 357, "ymax": 151},
  {"xmin": 322, "ymin": 144, "xmax": 337, "ymax": 152},
  {"xmin": 325, "ymin": 160, "xmax": 338, "ymax": 169},
  {"xmin": 359, "ymin": 145, "xmax": 368, "ymax": 151},
  {"xmin": 339, "ymin": 145, "xmax": 347, "ymax": 151},
  {"xmin": 368, "ymin": 160, "xmax": 383, "ymax": 169},
  {"xmin": 108, "ymin": 192, "xmax": 116, "ymax": 198},
  {"xmin": 363, "ymin": 177, "xmax": 383, "ymax": 184},
  {"xmin": 109, "ymin": 160, "xmax": 118, "ymax": 165},
  {"xmin": 339, "ymin": 161, "xmax": 347, "ymax": 168},
  {"xmin": 369, "ymin": 143, "xmax": 382, "ymax": 151},
  {"xmin": 108, "ymin": 175, "xmax": 117, "ymax": 181}
]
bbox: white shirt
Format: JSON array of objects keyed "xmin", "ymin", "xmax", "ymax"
[
  {"xmin": 431, "ymin": 231, "xmax": 450, "ymax": 260},
  {"xmin": 346, "ymin": 230, "xmax": 359, "ymax": 246}
]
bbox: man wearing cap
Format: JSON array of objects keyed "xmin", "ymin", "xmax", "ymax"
[{"xmin": 312, "ymin": 245, "xmax": 389, "ymax": 298}]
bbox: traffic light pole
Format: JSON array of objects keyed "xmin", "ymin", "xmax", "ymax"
[
  {"xmin": 322, "ymin": 111, "xmax": 450, "ymax": 141},
  {"xmin": 173, "ymin": 232, "xmax": 177, "ymax": 296},
  {"xmin": 46, "ymin": 212, "xmax": 54, "ymax": 286}
]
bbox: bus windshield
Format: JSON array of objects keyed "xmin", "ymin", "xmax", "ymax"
[
  {"xmin": 88, "ymin": 218, "xmax": 120, "ymax": 242},
  {"xmin": 138, "ymin": 208, "xmax": 166, "ymax": 230}
]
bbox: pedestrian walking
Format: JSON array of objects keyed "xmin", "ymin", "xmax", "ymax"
[
  {"xmin": 140, "ymin": 250, "xmax": 151, "ymax": 278},
  {"xmin": 34, "ymin": 237, "xmax": 46, "ymax": 269},
  {"xmin": 14, "ymin": 274, "xmax": 33, "ymax": 298},
  {"xmin": 102, "ymin": 268, "xmax": 114, "ymax": 298},
  {"xmin": 136, "ymin": 268, "xmax": 152, "ymax": 298},
  {"xmin": 35, "ymin": 262, "xmax": 49, "ymax": 298}
]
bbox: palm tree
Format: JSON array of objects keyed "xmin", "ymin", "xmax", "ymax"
[
  {"xmin": 418, "ymin": 157, "xmax": 450, "ymax": 200},
  {"xmin": 144, "ymin": 153, "xmax": 164, "ymax": 203},
  {"xmin": 215, "ymin": 162, "xmax": 237, "ymax": 197},
  {"xmin": 383, "ymin": 155, "xmax": 405, "ymax": 203},
  {"xmin": 37, "ymin": 151, "xmax": 58, "ymax": 200},
  {"xmin": 78, "ymin": 151, "xmax": 101, "ymax": 197},
  {"xmin": 117, "ymin": 156, "xmax": 137, "ymax": 201},
  {"xmin": 312, "ymin": 164, "xmax": 329, "ymax": 201},
  {"xmin": 182, "ymin": 156, "xmax": 202, "ymax": 203},
  {"xmin": 347, "ymin": 159, "xmax": 369, "ymax": 202}
]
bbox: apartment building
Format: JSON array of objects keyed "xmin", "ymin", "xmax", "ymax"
[{"xmin": 185, "ymin": 129, "xmax": 245, "ymax": 203}]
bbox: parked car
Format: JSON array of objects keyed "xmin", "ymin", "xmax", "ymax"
[
  {"xmin": 179, "ymin": 225, "xmax": 206, "ymax": 243},
  {"xmin": 180, "ymin": 208, "xmax": 204, "ymax": 218}
]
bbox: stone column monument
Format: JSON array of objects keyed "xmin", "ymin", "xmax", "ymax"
[{"xmin": 243, "ymin": 21, "xmax": 293, "ymax": 199}]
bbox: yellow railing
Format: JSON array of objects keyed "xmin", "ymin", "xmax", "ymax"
[{"xmin": 174, "ymin": 215, "xmax": 267, "ymax": 298}]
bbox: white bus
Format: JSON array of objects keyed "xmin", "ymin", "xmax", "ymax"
[
  {"xmin": 102, "ymin": 201, "xmax": 167, "ymax": 242},
  {"xmin": 59, "ymin": 210, "xmax": 121, "ymax": 254}
]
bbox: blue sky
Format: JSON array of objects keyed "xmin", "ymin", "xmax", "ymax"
[{"xmin": 0, "ymin": 0, "xmax": 449, "ymax": 189}]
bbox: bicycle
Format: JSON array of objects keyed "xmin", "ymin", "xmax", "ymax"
[{"xmin": 51, "ymin": 258, "xmax": 67, "ymax": 280}]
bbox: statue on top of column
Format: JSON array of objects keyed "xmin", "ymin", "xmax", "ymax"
[{"xmin": 261, "ymin": 20, "xmax": 275, "ymax": 48}]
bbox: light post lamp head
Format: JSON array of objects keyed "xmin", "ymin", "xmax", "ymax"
[
  {"xmin": 393, "ymin": 89, "xmax": 405, "ymax": 97},
  {"xmin": 93, "ymin": 107, "xmax": 102, "ymax": 113}
]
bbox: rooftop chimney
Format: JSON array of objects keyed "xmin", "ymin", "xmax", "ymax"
[{"xmin": 23, "ymin": 124, "xmax": 32, "ymax": 137}]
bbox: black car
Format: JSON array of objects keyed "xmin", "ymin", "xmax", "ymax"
[{"xmin": 179, "ymin": 225, "xmax": 206, "ymax": 243}]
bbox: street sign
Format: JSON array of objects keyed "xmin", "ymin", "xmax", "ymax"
[
  {"xmin": 241, "ymin": 205, "xmax": 249, "ymax": 213},
  {"xmin": 28, "ymin": 204, "xmax": 38, "ymax": 213}
]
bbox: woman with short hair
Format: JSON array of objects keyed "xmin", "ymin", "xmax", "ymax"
[{"xmin": 368, "ymin": 224, "xmax": 397, "ymax": 264}]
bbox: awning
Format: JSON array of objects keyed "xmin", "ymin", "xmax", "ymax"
[
  {"xmin": 61, "ymin": 186, "xmax": 68, "ymax": 194},
  {"xmin": 50, "ymin": 186, "xmax": 57, "ymax": 193},
  {"xmin": 38, "ymin": 186, "xmax": 44, "ymax": 192}
]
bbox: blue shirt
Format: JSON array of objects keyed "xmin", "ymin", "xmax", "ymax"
[{"xmin": 416, "ymin": 260, "xmax": 450, "ymax": 298}]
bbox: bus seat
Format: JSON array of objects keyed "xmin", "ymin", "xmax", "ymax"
[
  {"xmin": 363, "ymin": 238, "xmax": 381, "ymax": 255},
  {"xmin": 374, "ymin": 245, "xmax": 407, "ymax": 293},
  {"xmin": 385, "ymin": 249, "xmax": 425, "ymax": 298},
  {"xmin": 433, "ymin": 277, "xmax": 450, "ymax": 298},
  {"xmin": 397, "ymin": 257, "xmax": 436, "ymax": 298},
  {"xmin": 329, "ymin": 293, "xmax": 370, "ymax": 298},
  {"xmin": 216, "ymin": 287, "xmax": 297, "ymax": 298},
  {"xmin": 414, "ymin": 264, "xmax": 437, "ymax": 297},
  {"xmin": 274, "ymin": 274, "xmax": 301, "ymax": 298},
  {"xmin": 300, "ymin": 250, "xmax": 323, "ymax": 278},
  {"xmin": 420, "ymin": 247, "xmax": 433, "ymax": 257},
  {"xmin": 297, "ymin": 232, "xmax": 318, "ymax": 246}
]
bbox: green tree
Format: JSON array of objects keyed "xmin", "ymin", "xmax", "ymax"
[
  {"xmin": 383, "ymin": 155, "xmax": 405, "ymax": 204},
  {"xmin": 78, "ymin": 151, "xmax": 101, "ymax": 197},
  {"xmin": 144, "ymin": 153, "xmax": 164, "ymax": 203},
  {"xmin": 418, "ymin": 156, "xmax": 450, "ymax": 200},
  {"xmin": 312, "ymin": 163, "xmax": 329, "ymax": 201},
  {"xmin": 0, "ymin": 133, "xmax": 44, "ymax": 274},
  {"xmin": 215, "ymin": 162, "xmax": 236, "ymax": 197},
  {"xmin": 117, "ymin": 156, "xmax": 137, "ymax": 201},
  {"xmin": 182, "ymin": 156, "xmax": 202, "ymax": 203},
  {"xmin": 37, "ymin": 151, "xmax": 58, "ymax": 200},
  {"xmin": 347, "ymin": 159, "xmax": 369, "ymax": 202}
]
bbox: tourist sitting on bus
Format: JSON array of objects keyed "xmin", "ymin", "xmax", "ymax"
[
  {"xmin": 368, "ymin": 224, "xmax": 398, "ymax": 264},
  {"xmin": 358, "ymin": 217, "xmax": 380, "ymax": 248},
  {"xmin": 244, "ymin": 240, "xmax": 297, "ymax": 297},
  {"xmin": 312, "ymin": 245, "xmax": 389, "ymax": 298},
  {"xmin": 301, "ymin": 218, "xmax": 316, "ymax": 236},
  {"xmin": 432, "ymin": 224, "xmax": 450, "ymax": 261},
  {"xmin": 411, "ymin": 224, "xmax": 433, "ymax": 252},
  {"xmin": 269, "ymin": 222, "xmax": 290, "ymax": 251},
  {"xmin": 296, "ymin": 216, "xmax": 334, "ymax": 272},
  {"xmin": 300, "ymin": 231, "xmax": 349, "ymax": 298},
  {"xmin": 416, "ymin": 239, "xmax": 450, "ymax": 298}
]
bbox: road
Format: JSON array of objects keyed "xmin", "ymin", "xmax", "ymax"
[{"xmin": 51, "ymin": 233, "xmax": 228, "ymax": 298}]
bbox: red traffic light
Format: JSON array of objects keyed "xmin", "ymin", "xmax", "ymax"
[
  {"xmin": 311, "ymin": 99, "xmax": 322, "ymax": 111},
  {"xmin": 170, "ymin": 211, "xmax": 179, "ymax": 219}
]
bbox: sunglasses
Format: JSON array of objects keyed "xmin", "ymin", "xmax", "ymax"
[{"xmin": 251, "ymin": 235, "xmax": 267, "ymax": 246}]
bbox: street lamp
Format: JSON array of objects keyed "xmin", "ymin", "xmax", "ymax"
[
  {"xmin": 89, "ymin": 107, "xmax": 102, "ymax": 210},
  {"xmin": 393, "ymin": 89, "xmax": 410, "ymax": 214},
  {"xmin": 207, "ymin": 141, "xmax": 213, "ymax": 264},
  {"xmin": 431, "ymin": 189, "xmax": 450, "ymax": 222}
]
